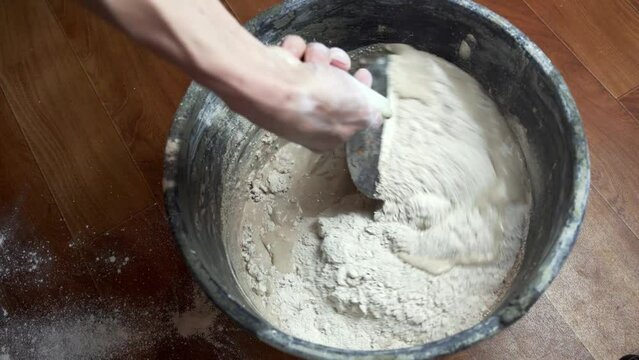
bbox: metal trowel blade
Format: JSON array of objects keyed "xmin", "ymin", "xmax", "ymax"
[{"xmin": 346, "ymin": 52, "xmax": 390, "ymax": 199}]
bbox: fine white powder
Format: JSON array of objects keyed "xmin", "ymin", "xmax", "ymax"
[
  {"xmin": 1, "ymin": 287, "xmax": 245, "ymax": 359},
  {"xmin": 375, "ymin": 44, "xmax": 530, "ymax": 274},
  {"xmin": 238, "ymin": 45, "xmax": 530, "ymax": 350}
]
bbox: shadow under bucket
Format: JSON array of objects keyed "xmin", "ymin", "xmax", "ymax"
[{"xmin": 163, "ymin": 0, "xmax": 590, "ymax": 358}]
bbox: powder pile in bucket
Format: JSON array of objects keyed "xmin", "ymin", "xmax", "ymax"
[{"xmin": 236, "ymin": 45, "xmax": 530, "ymax": 350}]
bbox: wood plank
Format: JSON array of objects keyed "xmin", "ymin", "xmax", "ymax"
[
  {"xmin": 1, "ymin": 0, "xmax": 636, "ymax": 358},
  {"xmin": 474, "ymin": 0, "xmax": 639, "ymax": 357},
  {"xmin": 443, "ymin": 352, "xmax": 474, "ymax": 360},
  {"xmin": 223, "ymin": 0, "xmax": 280, "ymax": 23},
  {"xmin": 220, "ymin": 0, "xmax": 239, "ymax": 19},
  {"xmin": 60, "ymin": 205, "xmax": 294, "ymax": 359},
  {"xmin": 455, "ymin": 295, "xmax": 592, "ymax": 360},
  {"xmin": 545, "ymin": 190, "xmax": 639, "ymax": 359},
  {"xmin": 0, "ymin": 0, "xmax": 154, "ymax": 238},
  {"xmin": 620, "ymin": 86, "xmax": 639, "ymax": 123},
  {"xmin": 47, "ymin": 0, "xmax": 190, "ymax": 201},
  {"xmin": 0, "ymin": 88, "xmax": 100, "ymax": 317},
  {"xmin": 78, "ymin": 205, "xmax": 191, "ymax": 307},
  {"xmin": 522, "ymin": 0, "xmax": 639, "ymax": 97},
  {"xmin": 478, "ymin": 0, "xmax": 639, "ymax": 267}
]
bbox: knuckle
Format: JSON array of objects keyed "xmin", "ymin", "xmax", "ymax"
[{"xmin": 308, "ymin": 42, "xmax": 328, "ymax": 51}]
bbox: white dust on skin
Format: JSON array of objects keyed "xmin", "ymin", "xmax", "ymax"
[{"xmin": 236, "ymin": 45, "xmax": 531, "ymax": 350}]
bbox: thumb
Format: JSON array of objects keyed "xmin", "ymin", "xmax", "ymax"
[{"xmin": 351, "ymin": 77, "xmax": 391, "ymax": 118}]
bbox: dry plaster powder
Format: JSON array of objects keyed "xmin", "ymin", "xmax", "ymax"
[{"xmin": 237, "ymin": 45, "xmax": 530, "ymax": 350}]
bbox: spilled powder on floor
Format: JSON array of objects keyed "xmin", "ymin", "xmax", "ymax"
[
  {"xmin": 236, "ymin": 45, "xmax": 530, "ymax": 350},
  {"xmin": 0, "ymin": 223, "xmax": 54, "ymax": 287},
  {"xmin": 3, "ymin": 311, "xmax": 141, "ymax": 359},
  {"xmin": 0, "ymin": 287, "xmax": 246, "ymax": 359}
]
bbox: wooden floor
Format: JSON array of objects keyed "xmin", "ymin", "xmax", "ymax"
[{"xmin": 1, "ymin": 0, "xmax": 638, "ymax": 358}]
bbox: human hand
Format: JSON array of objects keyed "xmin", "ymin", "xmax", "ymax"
[
  {"xmin": 220, "ymin": 35, "xmax": 384, "ymax": 152},
  {"xmin": 85, "ymin": 1, "xmax": 384, "ymax": 151},
  {"xmin": 84, "ymin": 0, "xmax": 383, "ymax": 152}
]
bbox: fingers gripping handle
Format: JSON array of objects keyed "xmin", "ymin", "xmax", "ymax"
[
  {"xmin": 271, "ymin": 46, "xmax": 392, "ymax": 120},
  {"xmin": 355, "ymin": 80, "xmax": 392, "ymax": 119}
]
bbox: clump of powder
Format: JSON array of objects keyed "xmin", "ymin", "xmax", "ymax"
[
  {"xmin": 237, "ymin": 44, "xmax": 530, "ymax": 350},
  {"xmin": 375, "ymin": 44, "xmax": 530, "ymax": 274}
]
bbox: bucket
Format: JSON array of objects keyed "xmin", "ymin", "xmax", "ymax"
[{"xmin": 163, "ymin": 0, "xmax": 590, "ymax": 358}]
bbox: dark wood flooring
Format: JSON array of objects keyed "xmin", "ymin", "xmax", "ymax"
[{"xmin": 1, "ymin": 0, "xmax": 638, "ymax": 358}]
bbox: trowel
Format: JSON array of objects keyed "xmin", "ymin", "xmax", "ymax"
[{"xmin": 346, "ymin": 52, "xmax": 391, "ymax": 199}]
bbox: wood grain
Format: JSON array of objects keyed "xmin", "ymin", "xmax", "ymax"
[
  {"xmin": 478, "ymin": 0, "xmax": 639, "ymax": 257},
  {"xmin": 476, "ymin": 1, "xmax": 639, "ymax": 357},
  {"xmin": 220, "ymin": 0, "xmax": 239, "ymax": 18},
  {"xmin": 620, "ymin": 86, "xmax": 639, "ymax": 122},
  {"xmin": 1, "ymin": 0, "xmax": 638, "ymax": 358},
  {"xmin": 47, "ymin": 0, "xmax": 190, "ymax": 201},
  {"xmin": 78, "ymin": 205, "xmax": 191, "ymax": 307},
  {"xmin": 73, "ymin": 206, "xmax": 296, "ymax": 360},
  {"xmin": 457, "ymin": 295, "xmax": 592, "ymax": 360},
  {"xmin": 523, "ymin": 0, "xmax": 639, "ymax": 97},
  {"xmin": 0, "ymin": 0, "xmax": 154, "ymax": 238},
  {"xmin": 0, "ymin": 88, "xmax": 100, "ymax": 317},
  {"xmin": 223, "ymin": 0, "xmax": 281, "ymax": 23},
  {"xmin": 2, "ymin": 203, "xmax": 295, "ymax": 359},
  {"xmin": 545, "ymin": 190, "xmax": 639, "ymax": 359}
]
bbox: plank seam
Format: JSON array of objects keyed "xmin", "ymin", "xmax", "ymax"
[
  {"xmin": 0, "ymin": 83, "xmax": 104, "ymax": 300},
  {"xmin": 521, "ymin": 0, "xmax": 628, "ymax": 99},
  {"xmin": 44, "ymin": 0, "xmax": 156, "ymax": 204}
]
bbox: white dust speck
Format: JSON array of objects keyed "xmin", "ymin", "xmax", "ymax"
[
  {"xmin": 1, "ymin": 244, "xmax": 53, "ymax": 285},
  {"xmin": 0, "ymin": 346, "xmax": 10, "ymax": 360},
  {"xmin": 109, "ymin": 256, "xmax": 116, "ymax": 263}
]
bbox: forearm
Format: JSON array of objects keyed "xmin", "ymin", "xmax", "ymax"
[
  {"xmin": 84, "ymin": 0, "xmax": 380, "ymax": 152},
  {"xmin": 85, "ymin": 0, "xmax": 275, "ymax": 96}
]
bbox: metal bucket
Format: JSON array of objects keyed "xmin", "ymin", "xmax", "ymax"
[{"xmin": 163, "ymin": 0, "xmax": 590, "ymax": 358}]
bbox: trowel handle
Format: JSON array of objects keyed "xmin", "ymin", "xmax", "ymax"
[{"xmin": 355, "ymin": 80, "xmax": 392, "ymax": 118}]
